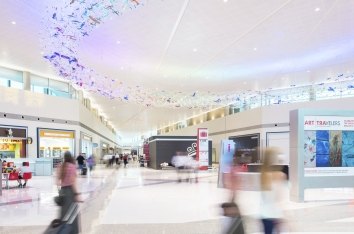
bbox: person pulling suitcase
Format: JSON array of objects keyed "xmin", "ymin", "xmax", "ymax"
[{"xmin": 44, "ymin": 202, "xmax": 80, "ymax": 234}]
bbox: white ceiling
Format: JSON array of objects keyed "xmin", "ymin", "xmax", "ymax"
[{"xmin": 1, "ymin": 0, "xmax": 354, "ymax": 143}]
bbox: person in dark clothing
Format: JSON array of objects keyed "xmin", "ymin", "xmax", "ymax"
[
  {"xmin": 111, "ymin": 155, "xmax": 115, "ymax": 167},
  {"xmin": 76, "ymin": 154, "xmax": 85, "ymax": 171},
  {"xmin": 115, "ymin": 155, "xmax": 120, "ymax": 165},
  {"xmin": 123, "ymin": 155, "xmax": 128, "ymax": 168}
]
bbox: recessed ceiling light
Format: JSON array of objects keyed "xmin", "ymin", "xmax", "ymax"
[
  {"xmin": 11, "ymin": 21, "xmax": 16, "ymax": 25},
  {"xmin": 224, "ymin": 0, "xmax": 228, "ymax": 2},
  {"xmin": 253, "ymin": 47, "xmax": 257, "ymax": 51},
  {"xmin": 315, "ymin": 7, "xmax": 320, "ymax": 12},
  {"xmin": 193, "ymin": 48, "xmax": 197, "ymax": 52},
  {"xmin": 116, "ymin": 40, "xmax": 120, "ymax": 44}
]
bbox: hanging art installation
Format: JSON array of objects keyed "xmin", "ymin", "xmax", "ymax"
[
  {"xmin": 41, "ymin": 0, "xmax": 245, "ymax": 109},
  {"xmin": 41, "ymin": 0, "xmax": 354, "ymax": 109}
]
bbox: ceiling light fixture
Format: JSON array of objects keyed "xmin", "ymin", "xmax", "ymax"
[
  {"xmin": 253, "ymin": 47, "xmax": 257, "ymax": 51},
  {"xmin": 116, "ymin": 40, "xmax": 120, "ymax": 44},
  {"xmin": 315, "ymin": 7, "xmax": 320, "ymax": 12},
  {"xmin": 11, "ymin": 21, "xmax": 16, "ymax": 25},
  {"xmin": 193, "ymin": 48, "xmax": 197, "ymax": 52},
  {"xmin": 224, "ymin": 0, "xmax": 228, "ymax": 2}
]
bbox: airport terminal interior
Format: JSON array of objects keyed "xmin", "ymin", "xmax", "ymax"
[{"xmin": 1, "ymin": 0, "xmax": 354, "ymax": 233}]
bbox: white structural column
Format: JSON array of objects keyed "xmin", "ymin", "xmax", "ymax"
[{"xmin": 23, "ymin": 71, "xmax": 31, "ymax": 91}]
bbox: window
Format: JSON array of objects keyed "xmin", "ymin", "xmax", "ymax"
[
  {"xmin": 0, "ymin": 67, "xmax": 23, "ymax": 89},
  {"xmin": 31, "ymin": 75, "xmax": 49, "ymax": 94},
  {"xmin": 0, "ymin": 78, "xmax": 9, "ymax": 87},
  {"xmin": 49, "ymin": 79, "xmax": 70, "ymax": 98}
]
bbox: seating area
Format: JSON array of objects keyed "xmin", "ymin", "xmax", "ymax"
[{"xmin": 2, "ymin": 161, "xmax": 32, "ymax": 189}]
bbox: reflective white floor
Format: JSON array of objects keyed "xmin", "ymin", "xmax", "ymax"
[{"xmin": 1, "ymin": 163, "xmax": 354, "ymax": 234}]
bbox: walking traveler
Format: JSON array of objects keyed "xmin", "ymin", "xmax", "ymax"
[{"xmin": 56, "ymin": 151, "xmax": 82, "ymax": 234}]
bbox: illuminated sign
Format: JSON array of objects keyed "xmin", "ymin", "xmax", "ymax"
[{"xmin": 39, "ymin": 130, "xmax": 74, "ymax": 138}]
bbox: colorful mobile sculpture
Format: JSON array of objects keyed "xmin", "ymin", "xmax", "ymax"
[{"xmin": 41, "ymin": 0, "xmax": 354, "ymax": 108}]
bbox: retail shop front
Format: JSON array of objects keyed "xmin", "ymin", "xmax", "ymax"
[
  {"xmin": 38, "ymin": 128, "xmax": 75, "ymax": 158},
  {"xmin": 80, "ymin": 132, "xmax": 93, "ymax": 156},
  {"xmin": 0, "ymin": 126, "xmax": 27, "ymax": 159},
  {"xmin": 101, "ymin": 142, "xmax": 109, "ymax": 158}
]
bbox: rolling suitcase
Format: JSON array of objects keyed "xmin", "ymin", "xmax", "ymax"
[
  {"xmin": 81, "ymin": 164, "xmax": 87, "ymax": 175},
  {"xmin": 44, "ymin": 203, "xmax": 79, "ymax": 234},
  {"xmin": 226, "ymin": 217, "xmax": 244, "ymax": 234}
]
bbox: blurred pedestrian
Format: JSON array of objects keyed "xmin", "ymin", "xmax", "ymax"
[
  {"xmin": 57, "ymin": 151, "xmax": 81, "ymax": 233},
  {"xmin": 260, "ymin": 148, "xmax": 286, "ymax": 234},
  {"xmin": 115, "ymin": 154, "xmax": 120, "ymax": 165},
  {"xmin": 221, "ymin": 157, "xmax": 244, "ymax": 234},
  {"xmin": 76, "ymin": 153, "xmax": 85, "ymax": 173},
  {"xmin": 172, "ymin": 152, "xmax": 188, "ymax": 182},
  {"xmin": 123, "ymin": 154, "xmax": 128, "ymax": 168},
  {"xmin": 87, "ymin": 155, "xmax": 95, "ymax": 171}
]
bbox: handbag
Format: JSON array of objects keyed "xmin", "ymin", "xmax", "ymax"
[
  {"xmin": 221, "ymin": 192, "xmax": 240, "ymax": 218},
  {"xmin": 221, "ymin": 201, "xmax": 240, "ymax": 217},
  {"xmin": 54, "ymin": 188, "xmax": 65, "ymax": 206}
]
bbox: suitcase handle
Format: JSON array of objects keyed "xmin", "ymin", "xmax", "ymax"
[{"xmin": 62, "ymin": 203, "xmax": 79, "ymax": 224}]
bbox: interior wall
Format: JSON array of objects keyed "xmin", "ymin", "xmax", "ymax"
[
  {"xmin": 162, "ymin": 96, "xmax": 354, "ymax": 163},
  {"xmin": 0, "ymin": 86, "xmax": 118, "ymax": 158},
  {"xmin": 79, "ymin": 104, "xmax": 117, "ymax": 143},
  {"xmin": 0, "ymin": 86, "xmax": 78, "ymax": 120}
]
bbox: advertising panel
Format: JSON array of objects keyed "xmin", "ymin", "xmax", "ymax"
[
  {"xmin": 304, "ymin": 116, "xmax": 354, "ymax": 176},
  {"xmin": 218, "ymin": 140, "xmax": 235, "ymax": 187},
  {"xmin": 197, "ymin": 128, "xmax": 208, "ymax": 170}
]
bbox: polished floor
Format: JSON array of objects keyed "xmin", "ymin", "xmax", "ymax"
[{"xmin": 1, "ymin": 163, "xmax": 354, "ymax": 234}]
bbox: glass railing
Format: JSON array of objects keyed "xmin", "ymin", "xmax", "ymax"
[{"xmin": 160, "ymin": 79, "xmax": 354, "ymax": 134}]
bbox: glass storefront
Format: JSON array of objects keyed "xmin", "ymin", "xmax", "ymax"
[
  {"xmin": 101, "ymin": 142, "xmax": 109, "ymax": 158},
  {"xmin": 80, "ymin": 133, "xmax": 93, "ymax": 156},
  {"xmin": 38, "ymin": 129, "xmax": 75, "ymax": 158},
  {"xmin": 0, "ymin": 138, "xmax": 26, "ymax": 158},
  {"xmin": 0, "ymin": 126, "xmax": 27, "ymax": 159}
]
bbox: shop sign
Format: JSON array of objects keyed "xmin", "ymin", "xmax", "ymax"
[
  {"xmin": 40, "ymin": 130, "xmax": 74, "ymax": 138},
  {"xmin": 27, "ymin": 137, "xmax": 33, "ymax": 144},
  {"xmin": 0, "ymin": 138, "xmax": 23, "ymax": 143},
  {"xmin": 82, "ymin": 135, "xmax": 92, "ymax": 141},
  {"xmin": 0, "ymin": 126, "xmax": 26, "ymax": 138},
  {"xmin": 304, "ymin": 116, "xmax": 354, "ymax": 130}
]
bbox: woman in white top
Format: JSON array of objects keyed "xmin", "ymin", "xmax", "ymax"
[
  {"xmin": 17, "ymin": 162, "xmax": 31, "ymax": 187},
  {"xmin": 260, "ymin": 148, "xmax": 286, "ymax": 234}
]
